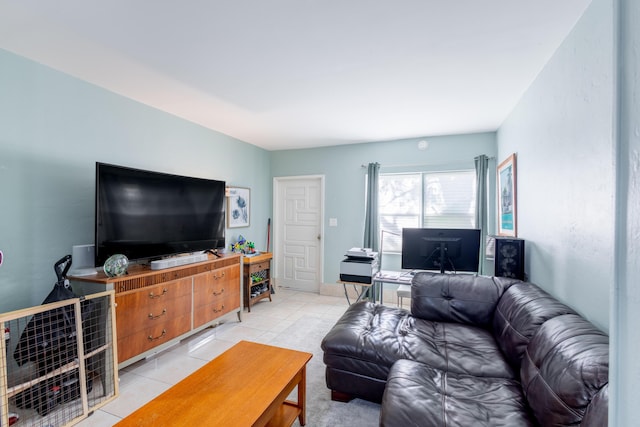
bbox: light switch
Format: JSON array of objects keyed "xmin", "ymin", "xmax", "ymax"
[{"xmin": 329, "ymin": 218, "xmax": 338, "ymax": 227}]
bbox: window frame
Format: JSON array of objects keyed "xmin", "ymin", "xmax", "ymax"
[{"xmin": 378, "ymin": 169, "xmax": 477, "ymax": 254}]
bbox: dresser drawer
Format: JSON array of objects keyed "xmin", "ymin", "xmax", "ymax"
[
  {"xmin": 193, "ymin": 265, "xmax": 240, "ymax": 308},
  {"xmin": 115, "ymin": 278, "xmax": 192, "ymax": 337},
  {"xmin": 117, "ymin": 314, "xmax": 191, "ymax": 363},
  {"xmin": 193, "ymin": 291, "xmax": 240, "ymax": 328},
  {"xmin": 248, "ymin": 261, "xmax": 270, "ymax": 274},
  {"xmin": 116, "ymin": 277, "xmax": 192, "ymax": 304},
  {"xmin": 116, "ymin": 293, "xmax": 192, "ymax": 339}
]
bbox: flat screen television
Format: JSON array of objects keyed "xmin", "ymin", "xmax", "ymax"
[
  {"xmin": 95, "ymin": 163, "xmax": 226, "ymax": 266},
  {"xmin": 401, "ymin": 228, "xmax": 481, "ymax": 273}
]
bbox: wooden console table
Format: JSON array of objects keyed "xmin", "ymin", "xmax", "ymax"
[{"xmin": 115, "ymin": 340, "xmax": 312, "ymax": 426}]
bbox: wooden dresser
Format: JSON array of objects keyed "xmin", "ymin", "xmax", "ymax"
[{"xmin": 70, "ymin": 253, "xmax": 241, "ymax": 368}]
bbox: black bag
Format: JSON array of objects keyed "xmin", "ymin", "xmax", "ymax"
[
  {"xmin": 13, "ymin": 255, "xmax": 80, "ymax": 372},
  {"xmin": 12, "ymin": 255, "xmax": 99, "ymax": 414}
]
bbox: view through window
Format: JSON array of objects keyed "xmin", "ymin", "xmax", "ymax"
[{"xmin": 379, "ymin": 170, "xmax": 477, "ymax": 252}]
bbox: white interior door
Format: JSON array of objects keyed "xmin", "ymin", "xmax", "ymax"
[{"xmin": 273, "ymin": 176, "xmax": 324, "ymax": 292}]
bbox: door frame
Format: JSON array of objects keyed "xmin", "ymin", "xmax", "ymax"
[{"xmin": 272, "ymin": 175, "xmax": 325, "ymax": 290}]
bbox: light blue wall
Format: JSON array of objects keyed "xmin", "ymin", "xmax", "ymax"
[
  {"xmin": 0, "ymin": 49, "xmax": 272, "ymax": 313},
  {"xmin": 497, "ymin": 1, "xmax": 613, "ymax": 332},
  {"xmin": 613, "ymin": 0, "xmax": 640, "ymax": 424},
  {"xmin": 271, "ymin": 133, "xmax": 497, "ymax": 284}
]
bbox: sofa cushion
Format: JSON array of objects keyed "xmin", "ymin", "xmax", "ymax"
[
  {"xmin": 381, "ymin": 359, "xmax": 535, "ymax": 427},
  {"xmin": 411, "ymin": 272, "xmax": 519, "ymax": 328},
  {"xmin": 520, "ymin": 314, "xmax": 609, "ymax": 426},
  {"xmin": 321, "ymin": 302, "xmax": 515, "ymax": 387},
  {"xmin": 492, "ymin": 282, "xmax": 577, "ymax": 372},
  {"xmin": 581, "ymin": 383, "xmax": 609, "ymax": 427}
]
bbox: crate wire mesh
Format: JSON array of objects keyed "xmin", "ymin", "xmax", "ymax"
[{"xmin": 1, "ymin": 290, "xmax": 118, "ymax": 427}]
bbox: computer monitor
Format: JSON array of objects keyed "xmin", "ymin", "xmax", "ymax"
[{"xmin": 401, "ymin": 228, "xmax": 481, "ymax": 273}]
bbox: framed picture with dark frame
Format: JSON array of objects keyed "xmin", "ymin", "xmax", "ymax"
[
  {"xmin": 227, "ymin": 187, "xmax": 250, "ymax": 228},
  {"xmin": 497, "ymin": 153, "xmax": 517, "ymax": 236}
]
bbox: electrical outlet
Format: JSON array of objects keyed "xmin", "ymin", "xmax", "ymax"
[{"xmin": 329, "ymin": 218, "xmax": 338, "ymax": 227}]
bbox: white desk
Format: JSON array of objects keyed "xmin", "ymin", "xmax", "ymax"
[
  {"xmin": 374, "ymin": 270, "xmax": 482, "ymax": 306},
  {"xmin": 340, "ymin": 271, "xmax": 417, "ymax": 306},
  {"xmin": 373, "ymin": 270, "xmax": 414, "ymax": 305}
]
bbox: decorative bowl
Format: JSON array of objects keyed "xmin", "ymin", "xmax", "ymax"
[{"xmin": 103, "ymin": 254, "xmax": 129, "ymax": 277}]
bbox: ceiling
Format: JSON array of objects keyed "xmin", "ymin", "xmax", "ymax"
[{"xmin": 0, "ymin": 1, "xmax": 591, "ymax": 151}]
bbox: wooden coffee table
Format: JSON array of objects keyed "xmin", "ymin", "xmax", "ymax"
[{"xmin": 115, "ymin": 340, "xmax": 313, "ymax": 426}]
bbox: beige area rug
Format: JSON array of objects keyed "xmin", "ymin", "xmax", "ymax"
[{"xmin": 270, "ymin": 314, "xmax": 381, "ymax": 427}]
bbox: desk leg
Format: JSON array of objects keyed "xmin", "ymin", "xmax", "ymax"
[
  {"xmin": 368, "ymin": 280, "xmax": 379, "ymax": 304},
  {"xmin": 298, "ymin": 365, "xmax": 307, "ymax": 426},
  {"xmin": 372, "ymin": 280, "xmax": 377, "ymax": 304},
  {"xmin": 354, "ymin": 283, "xmax": 374, "ymax": 304},
  {"xmin": 354, "ymin": 284, "xmax": 364, "ymax": 303},
  {"xmin": 342, "ymin": 283, "xmax": 351, "ymax": 305},
  {"xmin": 340, "ymin": 281, "xmax": 375, "ymax": 305}
]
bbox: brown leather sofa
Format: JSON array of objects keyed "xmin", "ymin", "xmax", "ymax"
[{"xmin": 321, "ymin": 272, "xmax": 609, "ymax": 426}]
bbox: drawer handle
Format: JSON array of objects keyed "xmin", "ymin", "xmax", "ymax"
[
  {"xmin": 148, "ymin": 329, "xmax": 167, "ymax": 341},
  {"xmin": 214, "ymin": 272, "xmax": 226, "ymax": 280},
  {"xmin": 213, "ymin": 305, "xmax": 225, "ymax": 313},
  {"xmin": 149, "ymin": 288, "xmax": 168, "ymax": 299},
  {"xmin": 213, "ymin": 288, "xmax": 225, "ymax": 296},
  {"xmin": 148, "ymin": 309, "xmax": 167, "ymax": 320}
]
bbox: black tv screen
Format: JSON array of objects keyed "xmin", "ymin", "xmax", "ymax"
[
  {"xmin": 401, "ymin": 228, "xmax": 481, "ymax": 273},
  {"xmin": 95, "ymin": 163, "xmax": 226, "ymax": 265}
]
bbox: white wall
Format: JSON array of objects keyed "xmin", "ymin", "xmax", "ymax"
[{"xmin": 497, "ymin": 0, "xmax": 614, "ymax": 332}]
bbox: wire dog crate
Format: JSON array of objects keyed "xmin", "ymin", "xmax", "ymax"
[{"xmin": 0, "ymin": 290, "xmax": 118, "ymax": 427}]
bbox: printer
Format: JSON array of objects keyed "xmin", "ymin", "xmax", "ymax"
[{"xmin": 339, "ymin": 248, "xmax": 379, "ymax": 284}]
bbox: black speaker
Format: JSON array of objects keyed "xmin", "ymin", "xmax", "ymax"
[{"xmin": 495, "ymin": 238, "xmax": 525, "ymax": 280}]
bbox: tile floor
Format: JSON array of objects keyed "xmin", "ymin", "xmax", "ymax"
[{"xmin": 76, "ymin": 287, "xmax": 397, "ymax": 426}]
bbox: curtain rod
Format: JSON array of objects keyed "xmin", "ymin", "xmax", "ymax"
[{"xmin": 361, "ymin": 157, "xmax": 495, "ymax": 168}]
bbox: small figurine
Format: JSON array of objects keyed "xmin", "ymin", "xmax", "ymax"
[{"xmin": 231, "ymin": 235, "xmax": 257, "ymax": 254}]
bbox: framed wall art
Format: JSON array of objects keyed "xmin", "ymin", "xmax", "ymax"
[
  {"xmin": 227, "ymin": 187, "xmax": 250, "ymax": 228},
  {"xmin": 497, "ymin": 153, "xmax": 517, "ymax": 236}
]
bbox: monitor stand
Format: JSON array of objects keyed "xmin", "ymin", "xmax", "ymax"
[{"xmin": 423, "ymin": 237, "xmax": 461, "ymax": 274}]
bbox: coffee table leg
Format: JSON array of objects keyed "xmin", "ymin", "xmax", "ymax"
[{"xmin": 298, "ymin": 365, "xmax": 307, "ymax": 426}]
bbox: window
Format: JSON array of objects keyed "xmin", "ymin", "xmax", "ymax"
[{"xmin": 379, "ymin": 170, "xmax": 477, "ymax": 252}]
